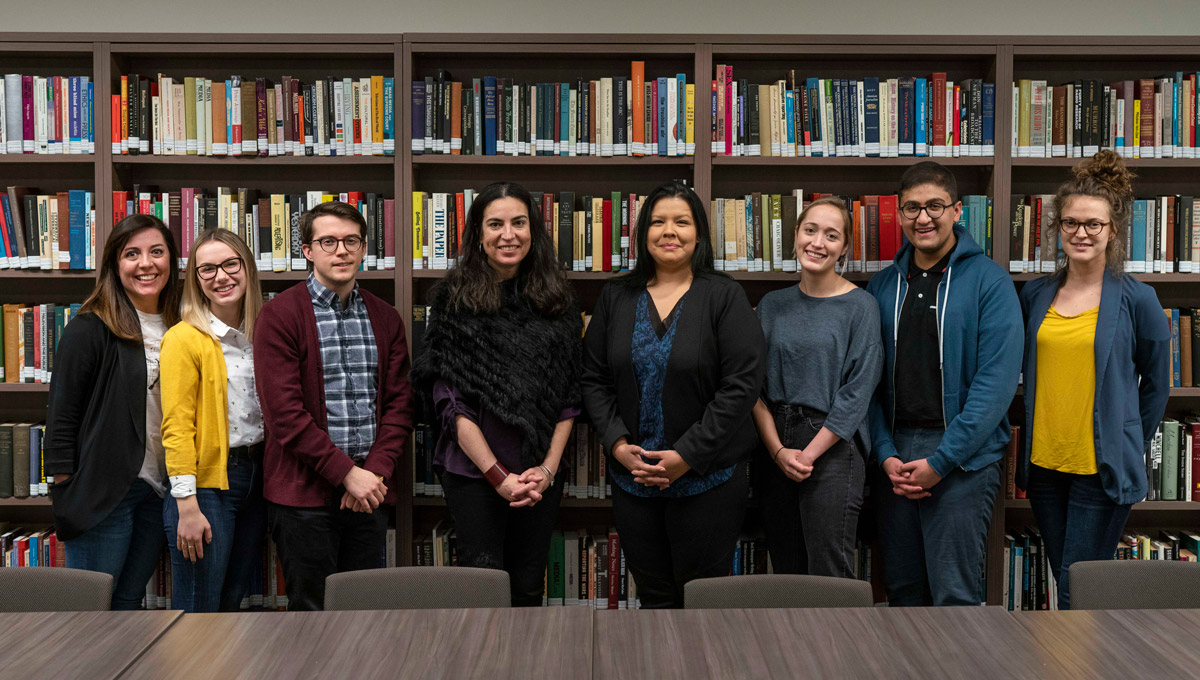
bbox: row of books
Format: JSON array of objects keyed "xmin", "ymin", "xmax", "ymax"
[
  {"xmin": 0, "ymin": 74, "xmax": 95, "ymax": 155},
  {"xmin": 1, "ymin": 303, "xmax": 80, "ymax": 385},
  {"xmin": 0, "ymin": 526, "xmax": 64, "ymax": 567},
  {"xmin": 0, "ymin": 422, "xmax": 51, "ymax": 498},
  {"xmin": 112, "ymin": 74, "xmax": 396, "ymax": 157},
  {"xmin": 1013, "ymin": 74, "xmax": 1200, "ymax": 159},
  {"xmin": 113, "ymin": 188, "xmax": 396, "ymax": 271},
  {"xmin": 0, "ymin": 187, "xmax": 96, "ymax": 270},
  {"xmin": 1164, "ymin": 310, "xmax": 1200, "ymax": 389},
  {"xmin": 1008, "ymin": 194, "xmax": 1200, "ymax": 274},
  {"xmin": 712, "ymin": 67, "xmax": 996, "ymax": 158},
  {"xmin": 411, "ymin": 64, "xmax": 696, "ymax": 157}
]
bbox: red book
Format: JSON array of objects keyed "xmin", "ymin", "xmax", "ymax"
[
  {"xmin": 724, "ymin": 66, "xmax": 733, "ymax": 156},
  {"xmin": 15, "ymin": 536, "xmax": 27, "ymax": 566},
  {"xmin": 32, "ymin": 305, "xmax": 41, "ymax": 381},
  {"xmin": 607, "ymin": 528, "xmax": 620, "ymax": 610},
  {"xmin": 631, "ymin": 61, "xmax": 645, "ymax": 156},
  {"xmin": 541, "ymin": 193, "xmax": 554, "ymax": 238},
  {"xmin": 931, "ymin": 72, "xmax": 946, "ymax": 152},
  {"xmin": 650, "ymin": 80, "xmax": 658, "ymax": 152},
  {"xmin": 953, "ymin": 85, "xmax": 961, "ymax": 150},
  {"xmin": 112, "ymin": 190, "xmax": 130, "ymax": 223},
  {"xmin": 383, "ymin": 198, "xmax": 395, "ymax": 269},
  {"xmin": 111, "ymin": 94, "xmax": 121, "ymax": 152},
  {"xmin": 455, "ymin": 193, "xmax": 466, "ymax": 254},
  {"xmin": 602, "ymin": 199, "xmax": 612, "ymax": 272},
  {"xmin": 877, "ymin": 194, "xmax": 899, "ymax": 262},
  {"xmin": 1191, "ymin": 422, "xmax": 1200, "ymax": 502},
  {"xmin": 0, "ymin": 201, "xmax": 11, "ymax": 262}
]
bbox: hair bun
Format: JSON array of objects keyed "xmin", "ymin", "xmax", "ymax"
[{"xmin": 1073, "ymin": 149, "xmax": 1135, "ymax": 200}]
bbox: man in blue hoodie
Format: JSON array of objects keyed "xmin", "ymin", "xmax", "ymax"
[{"xmin": 866, "ymin": 161, "xmax": 1022, "ymax": 606}]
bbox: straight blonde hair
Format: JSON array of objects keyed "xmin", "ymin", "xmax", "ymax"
[{"xmin": 181, "ymin": 228, "xmax": 262, "ymax": 341}]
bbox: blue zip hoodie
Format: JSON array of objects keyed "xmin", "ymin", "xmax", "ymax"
[{"xmin": 865, "ymin": 224, "xmax": 1023, "ymax": 477}]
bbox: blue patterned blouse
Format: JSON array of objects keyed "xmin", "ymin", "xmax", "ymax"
[{"xmin": 610, "ymin": 289, "xmax": 735, "ymax": 498}]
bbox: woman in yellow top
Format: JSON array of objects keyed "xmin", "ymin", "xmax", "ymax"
[
  {"xmin": 160, "ymin": 228, "xmax": 266, "ymax": 612},
  {"xmin": 1018, "ymin": 150, "xmax": 1171, "ymax": 610}
]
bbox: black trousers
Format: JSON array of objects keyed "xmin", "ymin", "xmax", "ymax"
[
  {"xmin": 611, "ymin": 463, "xmax": 748, "ymax": 609},
  {"xmin": 441, "ymin": 471, "xmax": 564, "ymax": 607},
  {"xmin": 267, "ymin": 499, "xmax": 389, "ymax": 611}
]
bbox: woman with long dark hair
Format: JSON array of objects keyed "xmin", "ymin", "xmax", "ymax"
[
  {"xmin": 581, "ymin": 181, "xmax": 765, "ymax": 608},
  {"xmin": 411, "ymin": 181, "xmax": 581, "ymax": 606},
  {"xmin": 45, "ymin": 213, "xmax": 182, "ymax": 609}
]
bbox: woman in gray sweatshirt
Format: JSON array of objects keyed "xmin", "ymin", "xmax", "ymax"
[{"xmin": 751, "ymin": 196, "xmax": 883, "ymax": 578}]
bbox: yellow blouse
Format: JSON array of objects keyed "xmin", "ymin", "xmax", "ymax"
[{"xmin": 1031, "ymin": 305, "xmax": 1099, "ymax": 475}]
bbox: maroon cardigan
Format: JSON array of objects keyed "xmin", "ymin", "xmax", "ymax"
[{"xmin": 253, "ymin": 281, "xmax": 413, "ymax": 507}]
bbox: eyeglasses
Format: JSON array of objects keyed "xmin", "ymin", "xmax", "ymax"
[
  {"xmin": 1058, "ymin": 218, "xmax": 1109, "ymax": 235},
  {"xmin": 899, "ymin": 202, "xmax": 951, "ymax": 220},
  {"xmin": 196, "ymin": 256, "xmax": 244, "ymax": 280},
  {"xmin": 309, "ymin": 235, "xmax": 365, "ymax": 253}
]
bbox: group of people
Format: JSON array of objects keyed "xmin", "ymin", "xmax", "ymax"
[{"xmin": 44, "ymin": 149, "xmax": 1169, "ymax": 614}]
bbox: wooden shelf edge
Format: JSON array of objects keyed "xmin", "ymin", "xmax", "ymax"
[
  {"xmin": 1013, "ymin": 157, "xmax": 1200, "ymax": 168},
  {"xmin": 1011, "ymin": 272, "xmax": 1200, "ymax": 283},
  {"xmin": 712, "ymin": 156, "xmax": 995, "ymax": 167},
  {"xmin": 0, "ymin": 384, "xmax": 51, "ymax": 392},
  {"xmin": 0, "ymin": 155, "xmax": 96, "ymax": 164},
  {"xmin": 1006, "ymin": 499, "xmax": 1200, "ymax": 511},
  {"xmin": 113, "ymin": 155, "xmax": 395, "ymax": 166},
  {"xmin": 412, "ymin": 155, "xmax": 693, "ymax": 166},
  {"xmin": 0, "ymin": 497, "xmax": 52, "ymax": 506},
  {"xmin": 0, "ymin": 270, "xmax": 96, "ymax": 278}
]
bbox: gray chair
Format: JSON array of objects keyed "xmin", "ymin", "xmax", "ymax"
[
  {"xmin": 684, "ymin": 574, "xmax": 874, "ymax": 609},
  {"xmin": 324, "ymin": 566, "xmax": 511, "ymax": 610},
  {"xmin": 0, "ymin": 567, "xmax": 113, "ymax": 612},
  {"xmin": 1069, "ymin": 560, "xmax": 1200, "ymax": 610}
]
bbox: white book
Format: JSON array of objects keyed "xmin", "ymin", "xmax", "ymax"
[
  {"xmin": 508, "ymin": 84, "xmax": 519, "ymax": 156},
  {"xmin": 0, "ymin": 80, "xmax": 8, "ymax": 155},
  {"xmin": 856, "ymin": 80, "xmax": 866, "ymax": 157},
  {"xmin": 614, "ymin": 81, "xmax": 628, "ymax": 156},
  {"xmin": 192, "ymin": 79, "xmax": 205, "ymax": 156},
  {"xmin": 600, "ymin": 77, "xmax": 614, "ymax": 157},
  {"xmin": 431, "ymin": 193, "xmax": 448, "ymax": 270},
  {"xmin": 332, "ymin": 80, "xmax": 345, "ymax": 155},
  {"xmin": 203, "ymin": 80, "xmax": 214, "ymax": 156},
  {"xmin": 1012, "ymin": 84, "xmax": 1021, "ymax": 157},
  {"xmin": 666, "ymin": 77, "xmax": 678, "ymax": 157},
  {"xmin": 888, "ymin": 79, "xmax": 900, "ymax": 157},
  {"xmin": 357, "ymin": 78, "xmax": 369, "ymax": 156},
  {"xmin": 55, "ymin": 79, "xmax": 67, "ymax": 154},
  {"xmin": 34, "ymin": 77, "xmax": 48, "ymax": 154},
  {"xmin": 161, "ymin": 76, "xmax": 175, "ymax": 155},
  {"xmin": 569, "ymin": 88, "xmax": 578, "ymax": 156},
  {"xmin": 86, "ymin": 198, "xmax": 94, "ymax": 269},
  {"xmin": 4, "ymin": 74, "xmax": 21, "ymax": 153},
  {"xmin": 341, "ymin": 78, "xmax": 353, "ymax": 156}
]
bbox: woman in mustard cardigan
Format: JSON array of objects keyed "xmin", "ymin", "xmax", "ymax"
[{"xmin": 160, "ymin": 228, "xmax": 265, "ymax": 612}]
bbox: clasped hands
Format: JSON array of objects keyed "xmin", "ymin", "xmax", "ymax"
[
  {"xmin": 613, "ymin": 440, "xmax": 690, "ymax": 489},
  {"xmin": 495, "ymin": 467, "xmax": 553, "ymax": 508},
  {"xmin": 340, "ymin": 466, "xmax": 388, "ymax": 513},
  {"xmin": 882, "ymin": 457, "xmax": 941, "ymax": 499}
]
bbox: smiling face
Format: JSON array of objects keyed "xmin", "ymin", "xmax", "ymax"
[
  {"xmin": 480, "ymin": 196, "xmax": 532, "ymax": 280},
  {"xmin": 302, "ymin": 214, "xmax": 365, "ymax": 294},
  {"xmin": 118, "ymin": 227, "xmax": 171, "ymax": 314},
  {"xmin": 899, "ymin": 183, "xmax": 962, "ymax": 264},
  {"xmin": 795, "ymin": 204, "xmax": 850, "ymax": 275},
  {"xmin": 646, "ymin": 196, "xmax": 697, "ymax": 273},
  {"xmin": 1058, "ymin": 195, "xmax": 1114, "ymax": 270},
  {"xmin": 195, "ymin": 240, "xmax": 247, "ymax": 322}
]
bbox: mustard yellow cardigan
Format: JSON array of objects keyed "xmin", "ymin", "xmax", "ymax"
[{"xmin": 160, "ymin": 321, "xmax": 232, "ymax": 490}]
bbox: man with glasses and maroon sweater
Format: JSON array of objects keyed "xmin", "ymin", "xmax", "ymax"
[{"xmin": 254, "ymin": 201, "xmax": 413, "ymax": 611}]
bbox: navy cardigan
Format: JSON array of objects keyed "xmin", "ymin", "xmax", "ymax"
[{"xmin": 1018, "ymin": 270, "xmax": 1172, "ymax": 504}]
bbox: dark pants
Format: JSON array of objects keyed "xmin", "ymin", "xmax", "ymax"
[
  {"xmin": 755, "ymin": 405, "xmax": 865, "ymax": 578},
  {"xmin": 163, "ymin": 448, "xmax": 267, "ymax": 612},
  {"xmin": 267, "ymin": 497, "xmax": 389, "ymax": 611},
  {"xmin": 612, "ymin": 463, "xmax": 748, "ymax": 609},
  {"xmin": 873, "ymin": 427, "xmax": 1001, "ymax": 606},
  {"xmin": 64, "ymin": 478, "xmax": 165, "ymax": 610},
  {"xmin": 441, "ymin": 471, "xmax": 564, "ymax": 607},
  {"xmin": 1027, "ymin": 464, "xmax": 1132, "ymax": 610}
]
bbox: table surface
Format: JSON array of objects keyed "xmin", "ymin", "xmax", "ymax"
[
  {"xmin": 1010, "ymin": 608, "xmax": 1200, "ymax": 679},
  {"xmin": 0, "ymin": 610, "xmax": 181, "ymax": 680},
  {"xmin": 594, "ymin": 606, "xmax": 1072, "ymax": 680},
  {"xmin": 117, "ymin": 607, "xmax": 592, "ymax": 680}
]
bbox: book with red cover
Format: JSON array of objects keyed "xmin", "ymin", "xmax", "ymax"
[
  {"xmin": 931, "ymin": 72, "xmax": 947, "ymax": 153},
  {"xmin": 601, "ymin": 199, "xmax": 613, "ymax": 272},
  {"xmin": 877, "ymin": 194, "xmax": 899, "ymax": 266},
  {"xmin": 607, "ymin": 528, "xmax": 620, "ymax": 610}
]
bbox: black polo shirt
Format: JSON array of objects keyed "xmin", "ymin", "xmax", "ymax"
[{"xmin": 893, "ymin": 244, "xmax": 954, "ymax": 427}]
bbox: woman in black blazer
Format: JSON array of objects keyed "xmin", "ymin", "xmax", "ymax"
[
  {"xmin": 45, "ymin": 214, "xmax": 182, "ymax": 609},
  {"xmin": 581, "ymin": 181, "xmax": 766, "ymax": 608}
]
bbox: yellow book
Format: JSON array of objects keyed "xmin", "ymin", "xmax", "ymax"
[
  {"xmin": 372, "ymin": 75, "xmax": 384, "ymax": 154},
  {"xmin": 685, "ymin": 83, "xmax": 695, "ymax": 155},
  {"xmin": 412, "ymin": 191, "xmax": 425, "ymax": 269},
  {"xmin": 322, "ymin": 193, "xmax": 338, "ymax": 205},
  {"xmin": 1133, "ymin": 100, "xmax": 1142, "ymax": 154},
  {"xmin": 184, "ymin": 76, "xmax": 198, "ymax": 155},
  {"xmin": 217, "ymin": 189, "xmax": 230, "ymax": 232},
  {"xmin": 120, "ymin": 76, "xmax": 129, "ymax": 154},
  {"xmin": 271, "ymin": 194, "xmax": 286, "ymax": 272},
  {"xmin": 1017, "ymin": 79, "xmax": 1032, "ymax": 156},
  {"xmin": 592, "ymin": 197, "xmax": 603, "ymax": 272},
  {"xmin": 734, "ymin": 198, "xmax": 747, "ymax": 271},
  {"xmin": 552, "ymin": 201, "xmax": 559, "ymax": 259},
  {"xmin": 574, "ymin": 211, "xmax": 584, "ymax": 271}
]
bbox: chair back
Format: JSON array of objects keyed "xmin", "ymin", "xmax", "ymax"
[
  {"xmin": 0, "ymin": 568, "xmax": 113, "ymax": 612},
  {"xmin": 325, "ymin": 567, "xmax": 512, "ymax": 610},
  {"xmin": 684, "ymin": 574, "xmax": 874, "ymax": 609},
  {"xmin": 1069, "ymin": 560, "xmax": 1200, "ymax": 610}
]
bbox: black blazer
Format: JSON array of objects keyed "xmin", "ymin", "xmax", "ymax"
[
  {"xmin": 581, "ymin": 273, "xmax": 766, "ymax": 476},
  {"xmin": 44, "ymin": 313, "xmax": 149, "ymax": 541}
]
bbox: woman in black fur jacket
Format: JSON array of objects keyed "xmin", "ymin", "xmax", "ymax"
[{"xmin": 411, "ymin": 181, "xmax": 581, "ymax": 606}]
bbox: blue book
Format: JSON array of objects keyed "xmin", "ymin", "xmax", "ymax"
[
  {"xmin": 657, "ymin": 77, "xmax": 668, "ymax": 156},
  {"xmin": 561, "ymin": 83, "xmax": 570, "ymax": 156},
  {"xmin": 732, "ymin": 541, "xmax": 742, "ymax": 575},
  {"xmin": 383, "ymin": 77, "xmax": 395, "ymax": 156},
  {"xmin": 806, "ymin": 78, "xmax": 823, "ymax": 156},
  {"xmin": 864, "ymin": 77, "xmax": 880, "ymax": 157},
  {"xmin": 915, "ymin": 77, "xmax": 928, "ymax": 156},
  {"xmin": 1132, "ymin": 199, "xmax": 1148, "ymax": 268},
  {"xmin": 410, "ymin": 81, "xmax": 424, "ymax": 155},
  {"xmin": 69, "ymin": 77, "xmax": 80, "ymax": 153},
  {"xmin": 1173, "ymin": 74, "xmax": 1182, "ymax": 150},
  {"xmin": 898, "ymin": 78, "xmax": 915, "ymax": 155},
  {"xmin": 86, "ymin": 80, "xmax": 93, "ymax": 151},
  {"xmin": 1172, "ymin": 308, "xmax": 1182, "ymax": 386},
  {"xmin": 676, "ymin": 73, "xmax": 686, "ymax": 156},
  {"xmin": 982, "ymin": 82, "xmax": 995, "ymax": 155},
  {"xmin": 847, "ymin": 79, "xmax": 860, "ymax": 154},
  {"xmin": 225, "ymin": 81, "xmax": 234, "ymax": 150},
  {"xmin": 0, "ymin": 194, "xmax": 15, "ymax": 265},
  {"xmin": 482, "ymin": 76, "xmax": 497, "ymax": 155},
  {"xmin": 68, "ymin": 190, "xmax": 87, "ymax": 269},
  {"xmin": 784, "ymin": 90, "xmax": 795, "ymax": 154},
  {"xmin": 29, "ymin": 425, "xmax": 40, "ymax": 500}
]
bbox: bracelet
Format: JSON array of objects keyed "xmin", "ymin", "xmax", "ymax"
[
  {"xmin": 772, "ymin": 445, "xmax": 785, "ymax": 461},
  {"xmin": 483, "ymin": 462, "xmax": 510, "ymax": 488},
  {"xmin": 539, "ymin": 464, "xmax": 555, "ymax": 487}
]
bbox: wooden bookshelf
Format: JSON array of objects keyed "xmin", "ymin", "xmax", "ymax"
[{"xmin": 2, "ymin": 33, "xmax": 1200, "ymax": 607}]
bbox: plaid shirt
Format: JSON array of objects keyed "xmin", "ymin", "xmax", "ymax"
[{"xmin": 307, "ymin": 273, "xmax": 378, "ymax": 461}]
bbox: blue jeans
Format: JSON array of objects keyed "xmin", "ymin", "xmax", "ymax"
[
  {"xmin": 1026, "ymin": 464, "xmax": 1132, "ymax": 610},
  {"xmin": 163, "ymin": 450, "xmax": 267, "ymax": 612},
  {"xmin": 873, "ymin": 427, "xmax": 1001, "ymax": 606},
  {"xmin": 64, "ymin": 478, "xmax": 165, "ymax": 610}
]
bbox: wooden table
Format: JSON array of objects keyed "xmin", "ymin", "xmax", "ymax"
[
  {"xmin": 594, "ymin": 606, "xmax": 1066, "ymax": 679},
  {"xmin": 0, "ymin": 610, "xmax": 180, "ymax": 680},
  {"xmin": 1011, "ymin": 609, "xmax": 1200, "ymax": 679},
  {"xmin": 118, "ymin": 607, "xmax": 592, "ymax": 679}
]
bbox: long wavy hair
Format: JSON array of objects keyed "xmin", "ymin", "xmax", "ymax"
[
  {"xmin": 616, "ymin": 181, "xmax": 724, "ymax": 287},
  {"xmin": 439, "ymin": 182, "xmax": 573, "ymax": 316},
  {"xmin": 181, "ymin": 228, "xmax": 263, "ymax": 341},
  {"xmin": 79, "ymin": 213, "xmax": 182, "ymax": 340}
]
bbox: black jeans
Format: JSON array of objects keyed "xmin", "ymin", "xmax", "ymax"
[
  {"xmin": 611, "ymin": 462, "xmax": 748, "ymax": 609},
  {"xmin": 441, "ymin": 471, "xmax": 564, "ymax": 607},
  {"xmin": 754, "ymin": 404, "xmax": 865, "ymax": 578},
  {"xmin": 267, "ymin": 499, "xmax": 389, "ymax": 611}
]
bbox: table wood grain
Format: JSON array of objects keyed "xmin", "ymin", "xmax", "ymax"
[
  {"xmin": 1011, "ymin": 609, "xmax": 1200, "ymax": 679},
  {"xmin": 594, "ymin": 607, "xmax": 1065, "ymax": 679},
  {"xmin": 119, "ymin": 607, "xmax": 591, "ymax": 679},
  {"xmin": 0, "ymin": 610, "xmax": 181, "ymax": 680}
]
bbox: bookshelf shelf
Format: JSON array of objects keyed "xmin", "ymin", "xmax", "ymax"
[
  {"xmin": 112, "ymin": 156, "xmax": 396, "ymax": 166},
  {"xmin": 1010, "ymin": 272, "xmax": 1200, "ymax": 283},
  {"xmin": 1012, "ymin": 157, "xmax": 1200, "ymax": 168},
  {"xmin": 1006, "ymin": 499, "xmax": 1199, "ymax": 512},
  {"xmin": 712, "ymin": 156, "xmax": 995, "ymax": 167},
  {"xmin": 0, "ymin": 270, "xmax": 96, "ymax": 278},
  {"xmin": 0, "ymin": 384, "xmax": 51, "ymax": 393},
  {"xmin": 0, "ymin": 155, "xmax": 96, "ymax": 164},
  {"xmin": 0, "ymin": 497, "xmax": 52, "ymax": 506},
  {"xmin": 412, "ymin": 156, "xmax": 692, "ymax": 166}
]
